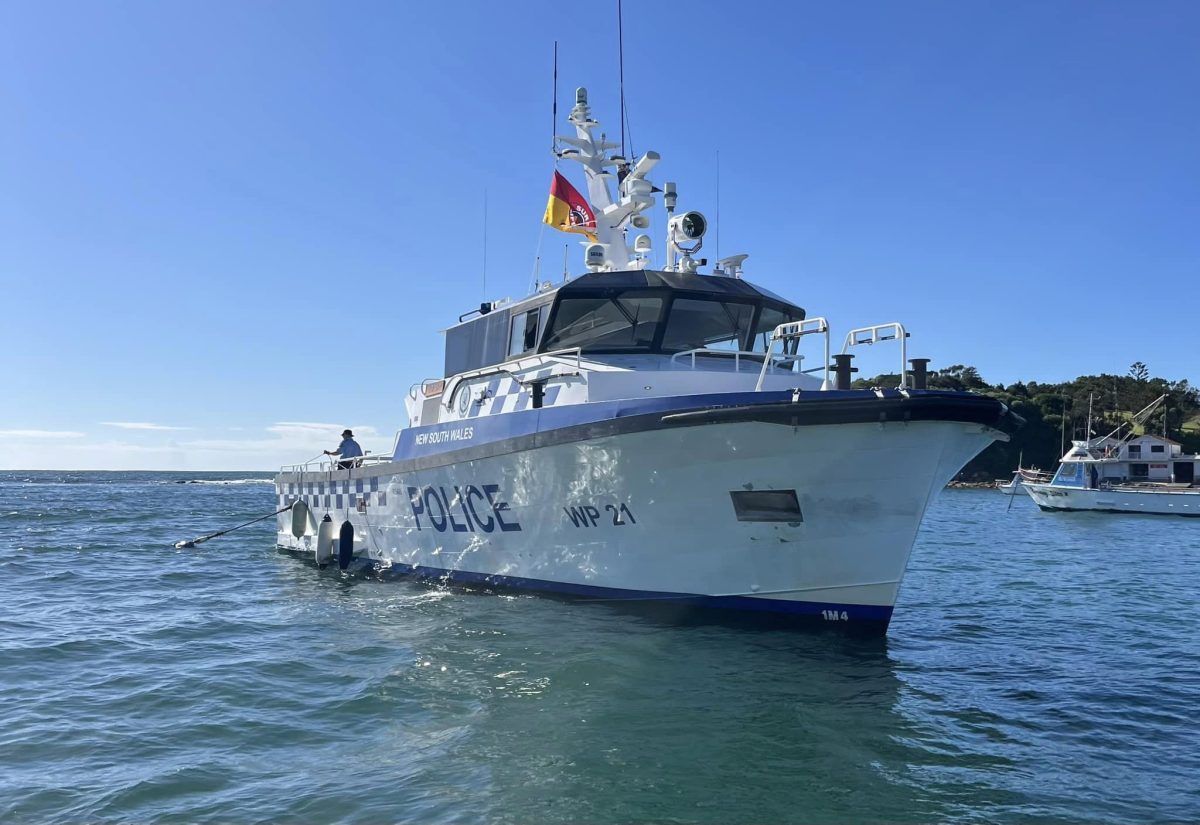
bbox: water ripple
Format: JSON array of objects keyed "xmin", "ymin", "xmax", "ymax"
[{"xmin": 0, "ymin": 473, "xmax": 1197, "ymax": 822}]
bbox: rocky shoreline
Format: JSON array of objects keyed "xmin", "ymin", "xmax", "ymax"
[{"xmin": 947, "ymin": 480, "xmax": 1000, "ymax": 489}]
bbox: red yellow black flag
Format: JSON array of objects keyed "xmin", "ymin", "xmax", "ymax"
[{"xmin": 543, "ymin": 171, "xmax": 598, "ymax": 241}]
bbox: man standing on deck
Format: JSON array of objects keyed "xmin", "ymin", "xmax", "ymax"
[{"xmin": 325, "ymin": 429, "xmax": 363, "ymax": 470}]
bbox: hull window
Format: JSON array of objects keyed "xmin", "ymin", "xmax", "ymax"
[{"xmin": 729, "ymin": 490, "xmax": 803, "ymax": 522}]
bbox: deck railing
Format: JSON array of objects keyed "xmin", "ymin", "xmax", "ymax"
[
  {"xmin": 670, "ymin": 348, "xmax": 797, "ymax": 373},
  {"xmin": 841, "ymin": 322, "xmax": 909, "ymax": 388},
  {"xmin": 279, "ymin": 453, "xmax": 393, "ymax": 474},
  {"xmin": 755, "ymin": 318, "xmax": 830, "ymax": 391},
  {"xmin": 442, "ymin": 347, "xmax": 583, "ymax": 411}
]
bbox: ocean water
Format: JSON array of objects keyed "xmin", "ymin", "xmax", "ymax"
[{"xmin": 2, "ymin": 471, "xmax": 1198, "ymax": 824}]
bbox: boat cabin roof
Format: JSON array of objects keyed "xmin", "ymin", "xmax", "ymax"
[
  {"xmin": 1129, "ymin": 433, "xmax": 1183, "ymax": 447},
  {"xmin": 443, "ymin": 269, "xmax": 805, "ymax": 377},
  {"xmin": 555, "ymin": 269, "xmax": 797, "ymax": 303}
]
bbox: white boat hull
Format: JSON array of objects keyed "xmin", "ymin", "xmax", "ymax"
[
  {"xmin": 997, "ymin": 479, "xmax": 1028, "ymax": 496},
  {"xmin": 1025, "ymin": 482, "xmax": 1200, "ymax": 517},
  {"xmin": 276, "ymin": 392, "xmax": 1011, "ymax": 633}
]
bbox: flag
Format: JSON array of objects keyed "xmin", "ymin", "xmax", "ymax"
[{"xmin": 543, "ymin": 171, "xmax": 597, "ymax": 241}]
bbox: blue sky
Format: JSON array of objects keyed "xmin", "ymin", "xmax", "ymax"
[{"xmin": 2, "ymin": 1, "xmax": 1197, "ymax": 470}]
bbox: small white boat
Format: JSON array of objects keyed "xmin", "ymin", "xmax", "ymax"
[
  {"xmin": 273, "ymin": 87, "xmax": 1022, "ymax": 633},
  {"xmin": 996, "ymin": 467, "xmax": 1052, "ymax": 496},
  {"xmin": 1025, "ymin": 396, "xmax": 1200, "ymax": 517},
  {"xmin": 996, "ymin": 474, "xmax": 1026, "ymax": 496}
]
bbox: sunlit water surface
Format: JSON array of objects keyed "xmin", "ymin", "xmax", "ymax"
[{"xmin": 1, "ymin": 472, "xmax": 1198, "ymax": 823}]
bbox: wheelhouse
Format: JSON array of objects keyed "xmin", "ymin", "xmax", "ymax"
[{"xmin": 443, "ymin": 270, "xmax": 805, "ymax": 376}]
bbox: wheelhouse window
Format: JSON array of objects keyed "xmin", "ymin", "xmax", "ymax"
[
  {"xmin": 540, "ymin": 285, "xmax": 804, "ymax": 357},
  {"xmin": 1055, "ymin": 462, "xmax": 1082, "ymax": 484},
  {"xmin": 508, "ymin": 305, "xmax": 547, "ymax": 357},
  {"xmin": 660, "ymin": 299, "xmax": 756, "ymax": 353},
  {"xmin": 542, "ymin": 292, "xmax": 664, "ymax": 351},
  {"xmin": 751, "ymin": 306, "xmax": 803, "ymax": 352}
]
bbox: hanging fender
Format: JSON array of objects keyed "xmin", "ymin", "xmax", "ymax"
[
  {"xmin": 338, "ymin": 521, "xmax": 355, "ymax": 571},
  {"xmin": 315, "ymin": 515, "xmax": 334, "ymax": 566},
  {"xmin": 290, "ymin": 500, "xmax": 311, "ymax": 538}
]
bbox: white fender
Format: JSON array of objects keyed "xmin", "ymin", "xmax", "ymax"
[
  {"xmin": 290, "ymin": 500, "xmax": 311, "ymax": 538},
  {"xmin": 315, "ymin": 518, "xmax": 334, "ymax": 565}
]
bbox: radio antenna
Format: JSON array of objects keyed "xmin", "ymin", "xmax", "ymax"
[
  {"xmin": 552, "ymin": 41, "xmax": 558, "ymax": 154},
  {"xmin": 481, "ymin": 189, "xmax": 488, "ymax": 300},
  {"xmin": 715, "ymin": 149, "xmax": 720, "ymax": 264},
  {"xmin": 532, "ymin": 42, "xmax": 558, "ymax": 295},
  {"xmin": 618, "ymin": 0, "xmax": 627, "ymax": 157}
]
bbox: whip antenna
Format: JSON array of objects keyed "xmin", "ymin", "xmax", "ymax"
[
  {"xmin": 715, "ymin": 149, "xmax": 720, "ymax": 264},
  {"xmin": 618, "ymin": 0, "xmax": 626, "ymax": 157},
  {"xmin": 482, "ymin": 189, "xmax": 488, "ymax": 300},
  {"xmin": 533, "ymin": 42, "xmax": 557, "ymax": 295},
  {"xmin": 552, "ymin": 41, "xmax": 558, "ymax": 154}
]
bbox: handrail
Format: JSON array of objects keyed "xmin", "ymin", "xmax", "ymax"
[
  {"xmin": 408, "ymin": 378, "xmax": 446, "ymax": 401},
  {"xmin": 442, "ymin": 347, "xmax": 583, "ymax": 412},
  {"xmin": 755, "ymin": 317, "xmax": 829, "ymax": 391},
  {"xmin": 840, "ymin": 322, "xmax": 909, "ymax": 388},
  {"xmin": 279, "ymin": 453, "xmax": 393, "ymax": 474},
  {"xmin": 421, "ymin": 378, "xmax": 446, "ymax": 397},
  {"xmin": 669, "ymin": 348, "xmax": 784, "ymax": 373}
]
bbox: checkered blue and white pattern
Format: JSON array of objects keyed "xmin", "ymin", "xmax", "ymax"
[
  {"xmin": 456, "ymin": 369, "xmax": 565, "ymax": 419},
  {"xmin": 277, "ymin": 475, "xmax": 387, "ymax": 510}
]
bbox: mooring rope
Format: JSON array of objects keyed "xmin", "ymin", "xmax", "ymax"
[{"xmin": 173, "ymin": 503, "xmax": 293, "ymax": 549}]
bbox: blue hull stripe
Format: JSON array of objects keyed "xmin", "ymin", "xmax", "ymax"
[
  {"xmin": 347, "ymin": 557, "xmax": 895, "ymax": 623},
  {"xmin": 1036, "ymin": 505, "xmax": 1200, "ymax": 518},
  {"xmin": 398, "ymin": 389, "xmax": 798, "ymax": 460},
  {"xmin": 394, "ymin": 389, "xmax": 1017, "ymax": 465}
]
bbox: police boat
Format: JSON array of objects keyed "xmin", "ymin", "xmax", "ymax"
[{"xmin": 275, "ymin": 88, "xmax": 1021, "ymax": 633}]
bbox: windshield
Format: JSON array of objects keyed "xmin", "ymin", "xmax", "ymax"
[
  {"xmin": 1055, "ymin": 462, "xmax": 1083, "ymax": 484},
  {"xmin": 542, "ymin": 289, "xmax": 803, "ymax": 355},
  {"xmin": 542, "ymin": 292, "xmax": 665, "ymax": 351},
  {"xmin": 661, "ymin": 298, "xmax": 756, "ymax": 353},
  {"xmin": 750, "ymin": 306, "xmax": 802, "ymax": 352}
]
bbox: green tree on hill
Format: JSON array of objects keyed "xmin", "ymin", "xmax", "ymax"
[{"xmin": 853, "ymin": 363, "xmax": 1200, "ymax": 480}]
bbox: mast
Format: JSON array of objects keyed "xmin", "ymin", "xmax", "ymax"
[
  {"xmin": 552, "ymin": 86, "xmax": 718, "ymax": 275},
  {"xmin": 1086, "ymin": 393, "xmax": 1094, "ymax": 448},
  {"xmin": 556, "ymin": 87, "xmax": 660, "ymax": 271},
  {"xmin": 1060, "ymin": 395, "xmax": 1068, "ymax": 455}
]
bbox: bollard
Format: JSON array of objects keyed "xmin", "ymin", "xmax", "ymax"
[
  {"xmin": 909, "ymin": 358, "xmax": 931, "ymax": 390},
  {"xmin": 832, "ymin": 354, "xmax": 858, "ymax": 390}
]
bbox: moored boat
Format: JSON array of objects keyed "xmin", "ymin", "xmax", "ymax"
[
  {"xmin": 996, "ymin": 467, "xmax": 1052, "ymax": 495},
  {"xmin": 1025, "ymin": 396, "xmax": 1200, "ymax": 517},
  {"xmin": 274, "ymin": 88, "xmax": 1022, "ymax": 633},
  {"xmin": 996, "ymin": 474, "xmax": 1025, "ymax": 496}
]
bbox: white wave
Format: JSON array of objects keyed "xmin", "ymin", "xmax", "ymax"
[{"xmin": 174, "ymin": 478, "xmax": 274, "ymax": 486}]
